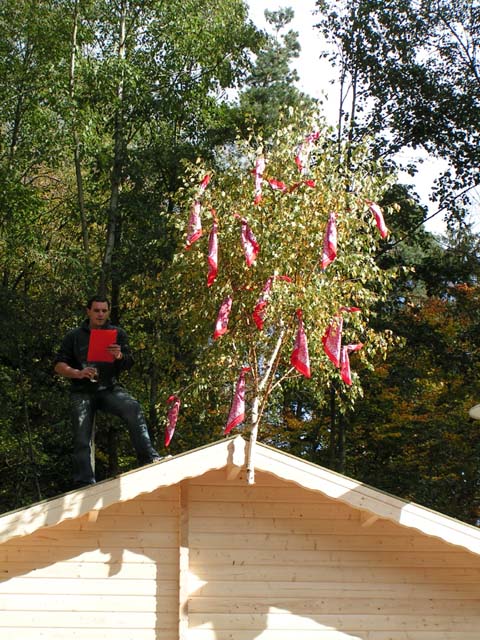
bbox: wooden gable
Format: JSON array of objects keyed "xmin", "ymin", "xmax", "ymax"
[{"xmin": 1, "ymin": 435, "xmax": 480, "ymax": 639}]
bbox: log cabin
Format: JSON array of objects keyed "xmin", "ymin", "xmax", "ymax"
[{"xmin": 1, "ymin": 434, "xmax": 479, "ymax": 639}]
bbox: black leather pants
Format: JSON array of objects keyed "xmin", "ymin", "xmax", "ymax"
[{"xmin": 70, "ymin": 386, "xmax": 159, "ymax": 485}]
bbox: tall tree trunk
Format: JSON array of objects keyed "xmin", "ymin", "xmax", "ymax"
[
  {"xmin": 99, "ymin": 0, "xmax": 127, "ymax": 471},
  {"xmin": 99, "ymin": 0, "xmax": 127, "ymax": 295},
  {"xmin": 328, "ymin": 383, "xmax": 337, "ymax": 469},
  {"xmin": 337, "ymin": 411, "xmax": 346, "ymax": 474},
  {"xmin": 346, "ymin": 64, "xmax": 359, "ymax": 171},
  {"xmin": 69, "ymin": 0, "xmax": 90, "ymax": 263},
  {"xmin": 148, "ymin": 361, "xmax": 159, "ymax": 448},
  {"xmin": 107, "ymin": 267, "xmax": 121, "ymax": 475},
  {"xmin": 18, "ymin": 360, "xmax": 42, "ymax": 502},
  {"xmin": 337, "ymin": 67, "xmax": 346, "ymax": 155},
  {"xmin": 9, "ymin": 43, "xmax": 31, "ymax": 165}
]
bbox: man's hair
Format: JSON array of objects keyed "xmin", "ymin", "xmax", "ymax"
[{"xmin": 87, "ymin": 295, "xmax": 111, "ymax": 309}]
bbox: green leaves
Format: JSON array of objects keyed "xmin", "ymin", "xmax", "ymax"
[
  {"xmin": 316, "ymin": 0, "xmax": 480, "ymax": 218},
  {"xmin": 237, "ymin": 8, "xmax": 313, "ymax": 139},
  {"xmin": 164, "ymin": 108, "xmax": 398, "ymax": 435}
]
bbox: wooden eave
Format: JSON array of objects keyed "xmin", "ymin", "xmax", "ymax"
[{"xmin": 1, "ymin": 435, "xmax": 480, "ymax": 556}]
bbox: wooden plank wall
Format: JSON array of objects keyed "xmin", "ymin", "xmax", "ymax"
[
  {"xmin": 187, "ymin": 469, "xmax": 480, "ymax": 640},
  {"xmin": 1, "ymin": 467, "xmax": 480, "ymax": 640},
  {"xmin": 0, "ymin": 484, "xmax": 180, "ymax": 640}
]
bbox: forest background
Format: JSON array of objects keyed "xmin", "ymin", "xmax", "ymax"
[{"xmin": 1, "ymin": 0, "xmax": 479, "ymax": 524}]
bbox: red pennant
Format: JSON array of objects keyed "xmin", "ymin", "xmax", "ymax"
[
  {"xmin": 366, "ymin": 200, "xmax": 388, "ymax": 239},
  {"xmin": 253, "ymin": 157, "xmax": 265, "ymax": 205},
  {"xmin": 252, "ymin": 275, "xmax": 292, "ymax": 331},
  {"xmin": 290, "ymin": 309, "xmax": 311, "ymax": 378},
  {"xmin": 213, "ymin": 295, "xmax": 232, "ymax": 340},
  {"xmin": 288, "ymin": 179, "xmax": 316, "ymax": 192},
  {"xmin": 323, "ymin": 307, "xmax": 362, "ymax": 369},
  {"xmin": 252, "ymin": 277, "xmax": 274, "ymax": 331},
  {"xmin": 339, "ymin": 306, "xmax": 361, "ymax": 313},
  {"xmin": 165, "ymin": 395, "xmax": 180, "ymax": 446},
  {"xmin": 340, "ymin": 343, "xmax": 363, "ymax": 385},
  {"xmin": 239, "ymin": 217, "xmax": 259, "ymax": 266},
  {"xmin": 322, "ymin": 315, "xmax": 343, "ymax": 367},
  {"xmin": 207, "ymin": 210, "xmax": 218, "ymax": 287},
  {"xmin": 185, "ymin": 175, "xmax": 211, "ymax": 249},
  {"xmin": 198, "ymin": 174, "xmax": 211, "ymax": 194},
  {"xmin": 224, "ymin": 367, "xmax": 250, "ymax": 434},
  {"xmin": 185, "ymin": 200, "xmax": 202, "ymax": 249},
  {"xmin": 321, "ymin": 212, "xmax": 337, "ymax": 269},
  {"xmin": 267, "ymin": 178, "xmax": 287, "ymax": 192},
  {"xmin": 295, "ymin": 130, "xmax": 320, "ymax": 174}
]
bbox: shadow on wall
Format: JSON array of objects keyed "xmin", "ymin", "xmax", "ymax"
[
  {"xmin": 2, "ymin": 465, "xmax": 480, "ymax": 639},
  {"xmin": 0, "ymin": 479, "xmax": 177, "ymax": 638},
  {"xmin": 183, "ymin": 470, "xmax": 480, "ymax": 640}
]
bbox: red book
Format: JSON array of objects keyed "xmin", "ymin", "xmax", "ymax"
[{"xmin": 87, "ymin": 329, "xmax": 118, "ymax": 362}]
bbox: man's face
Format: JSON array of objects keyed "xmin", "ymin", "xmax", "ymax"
[{"xmin": 86, "ymin": 301, "xmax": 110, "ymax": 328}]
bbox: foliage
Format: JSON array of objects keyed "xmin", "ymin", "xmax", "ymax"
[
  {"xmin": 346, "ymin": 278, "xmax": 480, "ymax": 524},
  {"xmin": 315, "ymin": 0, "xmax": 480, "ymax": 220},
  {"xmin": 159, "ymin": 108, "xmax": 399, "ymax": 448},
  {"xmin": 0, "ymin": 0, "xmax": 263, "ymax": 508},
  {"xmin": 237, "ymin": 7, "xmax": 315, "ymax": 137}
]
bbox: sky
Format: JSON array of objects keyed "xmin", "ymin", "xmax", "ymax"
[
  {"xmin": 245, "ymin": 0, "xmax": 475, "ymax": 236},
  {"xmin": 246, "ymin": 1, "xmax": 334, "ymax": 115}
]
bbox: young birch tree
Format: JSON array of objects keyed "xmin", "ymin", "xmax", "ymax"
[{"xmin": 162, "ymin": 109, "xmax": 399, "ymax": 480}]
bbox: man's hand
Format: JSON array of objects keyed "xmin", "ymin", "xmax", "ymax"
[
  {"xmin": 78, "ymin": 366, "xmax": 98, "ymax": 381},
  {"xmin": 107, "ymin": 343, "xmax": 123, "ymax": 360},
  {"xmin": 54, "ymin": 362, "xmax": 97, "ymax": 380}
]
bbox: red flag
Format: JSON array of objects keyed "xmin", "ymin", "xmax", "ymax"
[
  {"xmin": 323, "ymin": 307, "xmax": 362, "ymax": 369},
  {"xmin": 340, "ymin": 343, "xmax": 363, "ymax": 385},
  {"xmin": 295, "ymin": 130, "xmax": 320, "ymax": 174},
  {"xmin": 213, "ymin": 295, "xmax": 232, "ymax": 340},
  {"xmin": 322, "ymin": 315, "xmax": 343, "ymax": 367},
  {"xmin": 253, "ymin": 157, "xmax": 265, "ymax": 204},
  {"xmin": 321, "ymin": 212, "xmax": 337, "ymax": 269},
  {"xmin": 252, "ymin": 275, "xmax": 292, "ymax": 330},
  {"xmin": 207, "ymin": 211, "xmax": 218, "ymax": 287},
  {"xmin": 339, "ymin": 305, "xmax": 361, "ymax": 313},
  {"xmin": 224, "ymin": 367, "xmax": 250, "ymax": 434},
  {"xmin": 185, "ymin": 200, "xmax": 202, "ymax": 249},
  {"xmin": 165, "ymin": 395, "xmax": 180, "ymax": 446},
  {"xmin": 288, "ymin": 179, "xmax": 316, "ymax": 192},
  {"xmin": 198, "ymin": 174, "xmax": 211, "ymax": 195},
  {"xmin": 366, "ymin": 200, "xmax": 388, "ymax": 239},
  {"xmin": 252, "ymin": 276, "xmax": 274, "ymax": 330},
  {"xmin": 290, "ymin": 309, "xmax": 311, "ymax": 378},
  {"xmin": 267, "ymin": 178, "xmax": 287, "ymax": 192},
  {"xmin": 185, "ymin": 175, "xmax": 211, "ymax": 249},
  {"xmin": 240, "ymin": 217, "xmax": 260, "ymax": 266}
]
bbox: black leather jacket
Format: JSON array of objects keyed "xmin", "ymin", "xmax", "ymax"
[{"xmin": 54, "ymin": 319, "xmax": 134, "ymax": 391}]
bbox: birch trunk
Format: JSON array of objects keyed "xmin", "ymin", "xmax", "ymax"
[
  {"xmin": 69, "ymin": 0, "xmax": 90, "ymax": 262},
  {"xmin": 99, "ymin": 0, "xmax": 127, "ymax": 295},
  {"xmin": 247, "ymin": 327, "xmax": 286, "ymax": 484}
]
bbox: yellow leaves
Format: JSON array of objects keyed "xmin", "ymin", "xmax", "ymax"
[{"xmin": 160, "ymin": 108, "xmax": 401, "ymax": 415}]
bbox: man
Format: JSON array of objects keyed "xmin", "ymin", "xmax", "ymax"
[{"xmin": 54, "ymin": 295, "xmax": 161, "ymax": 487}]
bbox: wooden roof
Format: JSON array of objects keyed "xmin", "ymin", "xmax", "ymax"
[{"xmin": 1, "ymin": 435, "xmax": 480, "ymax": 554}]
